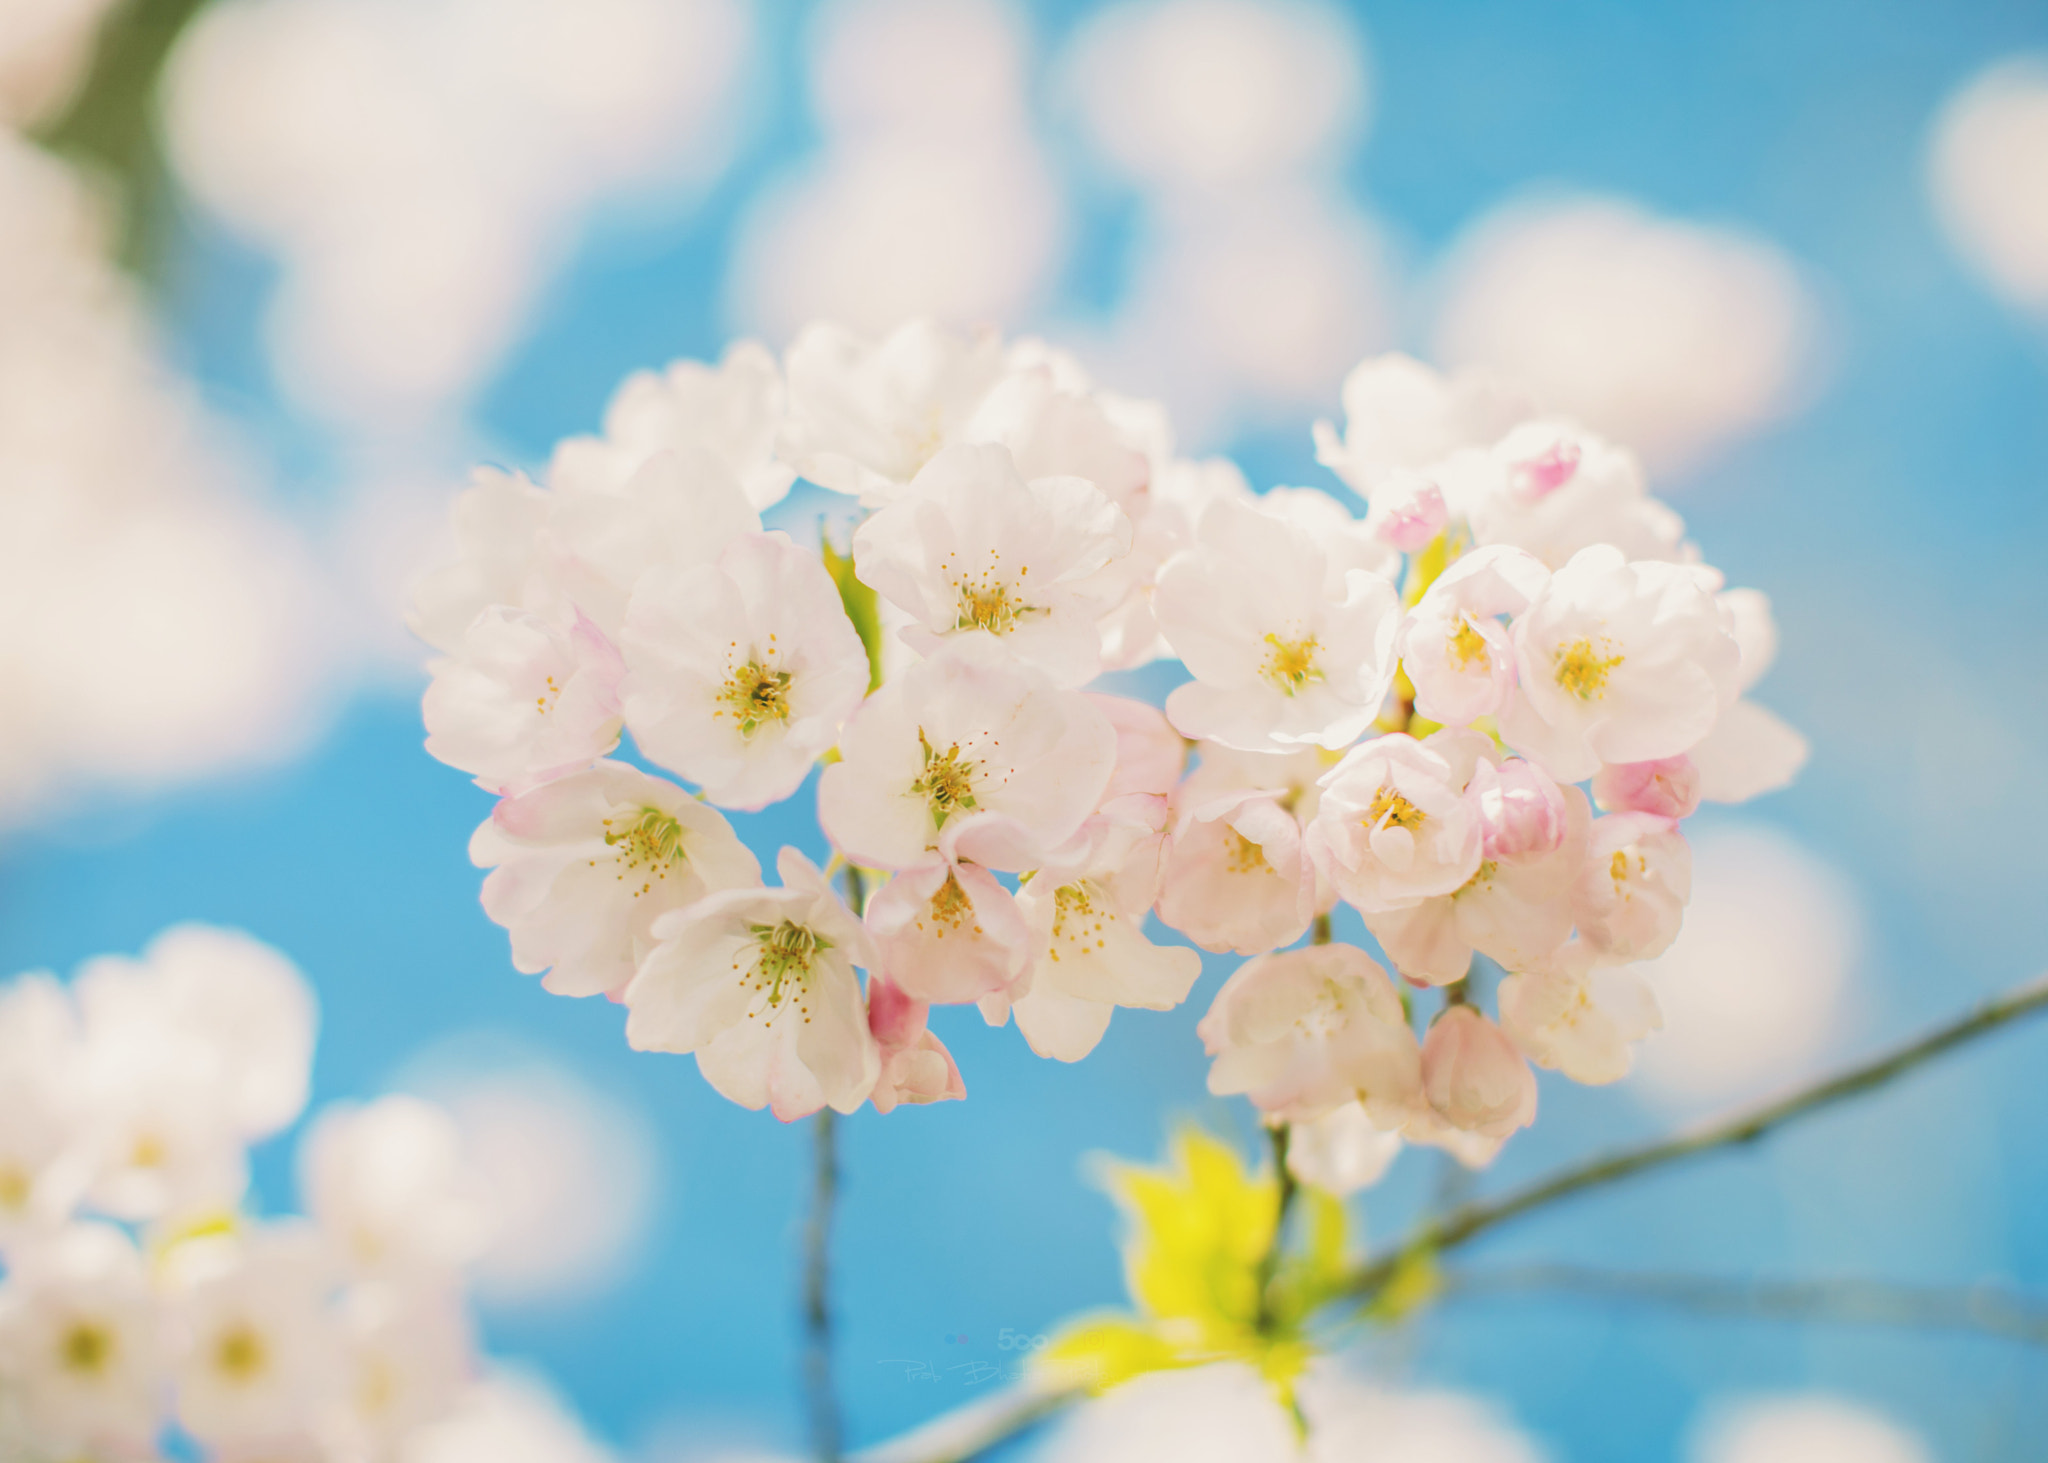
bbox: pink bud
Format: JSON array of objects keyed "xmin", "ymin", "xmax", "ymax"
[
  {"xmin": 1086, "ymin": 693, "xmax": 1187, "ymax": 802},
  {"xmin": 1507, "ymin": 441, "xmax": 1582, "ymax": 502},
  {"xmin": 1376, "ymin": 482, "xmax": 1448, "ymax": 552},
  {"xmin": 1472, "ymin": 758, "xmax": 1569, "ymax": 862},
  {"xmin": 1592, "ymin": 756, "xmax": 1702, "ymax": 820},
  {"xmin": 868, "ymin": 975, "xmax": 966, "ymax": 1115},
  {"xmin": 1421, "ymin": 1006, "xmax": 1537, "ymax": 1140}
]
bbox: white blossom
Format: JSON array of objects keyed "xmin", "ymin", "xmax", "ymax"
[
  {"xmin": 624, "ymin": 848, "xmax": 880, "ymax": 1121},
  {"xmin": 422, "ymin": 607, "xmax": 625, "ymax": 796},
  {"xmin": 408, "ymin": 467, "xmax": 552, "ymax": 655},
  {"xmin": 1499, "ymin": 544, "xmax": 1739, "ymax": 782},
  {"xmin": 1156, "ymin": 497, "xmax": 1400, "ymax": 752},
  {"xmin": 1420, "ymin": 1005, "xmax": 1537, "ymax": 1141},
  {"xmin": 1312, "ymin": 352, "xmax": 1528, "ymax": 494},
  {"xmin": 1398, "ymin": 545, "xmax": 1550, "ymax": 727},
  {"xmin": 1307, "ymin": 731, "xmax": 1485, "ymax": 914},
  {"xmin": 549, "ymin": 339, "xmax": 794, "ymax": 512},
  {"xmin": 1572, "ymin": 811, "xmax": 1693, "ymax": 962},
  {"xmin": 0, "ymin": 1223, "xmax": 163, "ymax": 1455},
  {"xmin": 1499, "ymin": 940, "xmax": 1662, "ymax": 1085},
  {"xmin": 817, "ymin": 642, "xmax": 1117, "ymax": 872},
  {"xmin": 1465, "ymin": 420, "xmax": 1688, "ymax": 568},
  {"xmin": 852, "ymin": 442, "xmax": 1132, "ymax": 686},
  {"xmin": 1199, "ymin": 943, "xmax": 1421, "ymax": 1127},
  {"xmin": 1155, "ymin": 786, "xmax": 1317, "ymax": 956},
  {"xmin": 620, "ymin": 530, "xmax": 871, "ymax": 809},
  {"xmin": 777, "ymin": 318, "xmax": 1007, "ymax": 505},
  {"xmin": 299, "ymin": 1096, "xmax": 488, "ymax": 1283},
  {"xmin": 1286, "ymin": 1103, "xmax": 1402, "ymax": 1197},
  {"xmin": 1007, "ymin": 802, "xmax": 1202, "ymax": 1063},
  {"xmin": 470, "ymin": 761, "xmax": 761, "ymax": 1000}
]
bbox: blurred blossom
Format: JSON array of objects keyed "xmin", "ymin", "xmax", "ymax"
[
  {"xmin": 161, "ymin": 0, "xmax": 753, "ymax": 427},
  {"xmin": 1087, "ymin": 187, "xmax": 1395, "ymax": 441},
  {"xmin": 729, "ymin": 0, "xmax": 1061, "ymax": 338},
  {"xmin": 1060, "ymin": 0, "xmax": 1368, "ymax": 193},
  {"xmin": 1040, "ymin": 1361, "xmax": 1545, "ymax": 1462},
  {"xmin": 1691, "ymin": 1395, "xmax": 1931, "ymax": 1463},
  {"xmin": 1927, "ymin": 57, "xmax": 2048, "ymax": 314},
  {"xmin": 398, "ymin": 1372, "xmax": 620, "ymax": 1463},
  {"xmin": 1630, "ymin": 825, "xmax": 1863, "ymax": 1109},
  {"xmin": 0, "ymin": 0, "xmax": 120, "ymax": 125},
  {"xmin": 1432, "ymin": 196, "xmax": 1819, "ymax": 476},
  {"xmin": 0, "ymin": 134, "xmax": 334, "ymax": 824},
  {"xmin": 398, "ymin": 1044, "xmax": 659, "ymax": 1307}
]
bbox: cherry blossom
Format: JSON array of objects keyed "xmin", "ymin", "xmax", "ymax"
[
  {"xmin": 1499, "ymin": 544, "xmax": 1740, "ymax": 782},
  {"xmin": 1307, "ymin": 732, "xmax": 1485, "ymax": 914},
  {"xmin": 1312, "ymin": 352, "xmax": 1528, "ymax": 493},
  {"xmin": 470, "ymin": 761, "xmax": 761, "ymax": 1000},
  {"xmin": 422, "ymin": 606, "xmax": 625, "ymax": 796},
  {"xmin": 1155, "ymin": 497, "xmax": 1400, "ymax": 752},
  {"xmin": 866, "ymin": 976, "xmax": 967, "ymax": 1116},
  {"xmin": 1420, "ymin": 1005, "xmax": 1537, "ymax": 1141},
  {"xmin": 1199, "ymin": 943, "xmax": 1422, "ymax": 1127},
  {"xmin": 1499, "ymin": 942, "xmax": 1662, "ymax": 1085},
  {"xmin": 1572, "ymin": 811, "xmax": 1693, "ymax": 962},
  {"xmin": 549, "ymin": 338, "xmax": 794, "ymax": 512},
  {"xmin": 778, "ymin": 318, "xmax": 1007, "ymax": 505},
  {"xmin": 1007, "ymin": 801, "xmax": 1201, "ymax": 1062},
  {"xmin": 1689, "ymin": 585, "xmax": 1809, "ymax": 803},
  {"xmin": 817, "ymin": 642, "xmax": 1116, "ymax": 872},
  {"xmin": 0, "ymin": 1223, "xmax": 163, "ymax": 1455},
  {"xmin": 620, "ymin": 530, "xmax": 871, "ymax": 809},
  {"xmin": 1286, "ymin": 1102, "xmax": 1403, "ymax": 1196},
  {"xmin": 408, "ymin": 466, "xmax": 552, "ymax": 654},
  {"xmin": 624, "ymin": 848, "xmax": 880, "ymax": 1122},
  {"xmin": 298, "ymin": 1096, "xmax": 487, "ymax": 1282},
  {"xmin": 1398, "ymin": 545, "xmax": 1550, "ymax": 727},
  {"xmin": 865, "ymin": 826, "xmax": 1035, "ymax": 1008},
  {"xmin": 1465, "ymin": 420, "xmax": 1688, "ymax": 569},
  {"xmin": 852, "ymin": 442, "xmax": 1132, "ymax": 686},
  {"xmin": 1156, "ymin": 785, "xmax": 1317, "ymax": 956}
]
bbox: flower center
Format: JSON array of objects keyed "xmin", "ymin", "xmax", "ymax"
[
  {"xmin": 1049, "ymin": 882, "xmax": 1111, "ymax": 959},
  {"xmin": 1260, "ymin": 632, "xmax": 1323, "ymax": 696},
  {"xmin": 1294, "ymin": 978, "xmax": 1350, "ymax": 1038},
  {"xmin": 742, "ymin": 919, "xmax": 828, "ymax": 1022},
  {"xmin": 534, "ymin": 674, "xmax": 562, "ymax": 714},
  {"xmin": 927, "ymin": 872, "xmax": 979, "ymax": 936},
  {"xmin": 0, "ymin": 1164, "xmax": 28, "ymax": 1211},
  {"xmin": 60, "ymin": 1321, "xmax": 114, "ymax": 1376},
  {"xmin": 910, "ymin": 730, "xmax": 979, "ymax": 829},
  {"xmin": 602, "ymin": 808, "xmax": 688, "ymax": 896},
  {"xmin": 720, "ymin": 656, "xmax": 793, "ymax": 739},
  {"xmin": 1366, "ymin": 785, "xmax": 1427, "ymax": 832},
  {"xmin": 215, "ymin": 1323, "xmax": 267, "ymax": 1384},
  {"xmin": 1226, "ymin": 830, "xmax": 1271, "ymax": 875},
  {"xmin": 1448, "ymin": 615, "xmax": 1491, "ymax": 670},
  {"xmin": 1554, "ymin": 637, "xmax": 1624, "ymax": 700}
]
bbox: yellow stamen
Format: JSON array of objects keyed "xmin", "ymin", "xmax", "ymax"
[
  {"xmin": 1366, "ymin": 785, "xmax": 1427, "ymax": 832},
  {"xmin": 60, "ymin": 1322, "xmax": 113, "ymax": 1375},
  {"xmin": 1554, "ymin": 637, "xmax": 1624, "ymax": 700},
  {"xmin": 1448, "ymin": 615, "xmax": 1491, "ymax": 670},
  {"xmin": 215, "ymin": 1324, "xmax": 267, "ymax": 1383},
  {"xmin": 1261, "ymin": 633, "xmax": 1323, "ymax": 696},
  {"xmin": 910, "ymin": 730, "xmax": 979, "ymax": 829}
]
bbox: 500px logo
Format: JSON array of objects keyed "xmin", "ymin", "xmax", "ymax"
[{"xmin": 996, "ymin": 1329, "xmax": 1049, "ymax": 1351}]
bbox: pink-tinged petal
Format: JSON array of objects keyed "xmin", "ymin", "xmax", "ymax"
[{"xmin": 1421, "ymin": 1007, "xmax": 1536, "ymax": 1139}]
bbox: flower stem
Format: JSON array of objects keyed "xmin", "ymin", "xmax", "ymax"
[
  {"xmin": 806, "ymin": 1108, "xmax": 842, "ymax": 1463},
  {"xmin": 805, "ymin": 861, "xmax": 870, "ymax": 1463},
  {"xmin": 1341, "ymin": 969, "xmax": 2048, "ymax": 1304},
  {"xmin": 1254, "ymin": 1121, "xmax": 1298, "ymax": 1335}
]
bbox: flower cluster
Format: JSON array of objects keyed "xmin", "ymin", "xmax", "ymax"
[
  {"xmin": 0, "ymin": 928, "xmax": 584, "ymax": 1462},
  {"xmin": 417, "ymin": 322, "xmax": 1804, "ymax": 1166}
]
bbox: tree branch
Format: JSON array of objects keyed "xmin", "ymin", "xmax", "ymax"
[
  {"xmin": 1341, "ymin": 970, "xmax": 2048, "ymax": 1302},
  {"xmin": 1439, "ymin": 1264, "xmax": 2048, "ymax": 1348},
  {"xmin": 855, "ymin": 970, "xmax": 2048, "ymax": 1463},
  {"xmin": 806, "ymin": 1109, "xmax": 842, "ymax": 1463}
]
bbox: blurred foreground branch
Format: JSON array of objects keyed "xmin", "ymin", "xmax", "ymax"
[
  {"xmin": 1439, "ymin": 1264, "xmax": 2048, "ymax": 1347},
  {"xmin": 1341, "ymin": 970, "xmax": 2048, "ymax": 1304},
  {"xmin": 855, "ymin": 969, "xmax": 2048, "ymax": 1463}
]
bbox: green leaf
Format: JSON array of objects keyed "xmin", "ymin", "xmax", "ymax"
[{"xmin": 820, "ymin": 529, "xmax": 885, "ymax": 693}]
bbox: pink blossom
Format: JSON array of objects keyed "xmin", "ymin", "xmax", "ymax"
[
  {"xmin": 1420, "ymin": 1005, "xmax": 1537, "ymax": 1140},
  {"xmin": 1155, "ymin": 788, "xmax": 1316, "ymax": 956},
  {"xmin": 1592, "ymin": 755, "xmax": 1702, "ymax": 819},
  {"xmin": 864, "ymin": 829, "xmax": 1034, "ymax": 1008},
  {"xmin": 1374, "ymin": 479, "xmax": 1448, "ymax": 552},
  {"xmin": 1506, "ymin": 440, "xmax": 1582, "ymax": 502},
  {"xmin": 1087, "ymin": 693, "xmax": 1188, "ymax": 802},
  {"xmin": 1472, "ymin": 757, "xmax": 1571, "ymax": 862},
  {"xmin": 1572, "ymin": 812, "xmax": 1692, "ymax": 961},
  {"xmin": 866, "ymin": 977, "xmax": 965, "ymax": 1116}
]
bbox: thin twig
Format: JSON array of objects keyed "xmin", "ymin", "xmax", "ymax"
[
  {"xmin": 1255, "ymin": 1122, "xmax": 1298, "ymax": 1333},
  {"xmin": 1440, "ymin": 1264, "xmax": 2048, "ymax": 1348},
  {"xmin": 852, "ymin": 969, "xmax": 2048, "ymax": 1463},
  {"xmin": 1341, "ymin": 971, "xmax": 2048, "ymax": 1303},
  {"xmin": 805, "ymin": 863, "xmax": 871, "ymax": 1463},
  {"xmin": 806, "ymin": 1109, "xmax": 842, "ymax": 1463}
]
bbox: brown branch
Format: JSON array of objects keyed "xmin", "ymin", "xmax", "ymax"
[{"xmin": 1440, "ymin": 1264, "xmax": 2048, "ymax": 1348}]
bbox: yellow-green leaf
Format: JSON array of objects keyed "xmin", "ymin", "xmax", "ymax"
[{"xmin": 820, "ymin": 529, "xmax": 884, "ymax": 692}]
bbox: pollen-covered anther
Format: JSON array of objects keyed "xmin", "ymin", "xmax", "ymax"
[
  {"xmin": 1553, "ymin": 636, "xmax": 1624, "ymax": 700},
  {"xmin": 719, "ymin": 655, "xmax": 794, "ymax": 739},
  {"xmin": 1365, "ymin": 785, "xmax": 1427, "ymax": 832},
  {"xmin": 1260, "ymin": 632, "xmax": 1324, "ymax": 696}
]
